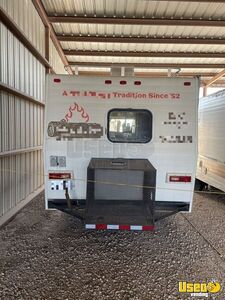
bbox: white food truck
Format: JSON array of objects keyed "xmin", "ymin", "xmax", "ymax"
[
  {"xmin": 44, "ymin": 75, "xmax": 199, "ymax": 231},
  {"xmin": 196, "ymin": 89, "xmax": 225, "ymax": 192}
]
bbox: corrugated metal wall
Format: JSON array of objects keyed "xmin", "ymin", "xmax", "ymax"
[
  {"xmin": 0, "ymin": 1, "xmax": 67, "ymax": 224},
  {"xmin": 49, "ymin": 39, "xmax": 67, "ymax": 74},
  {"xmin": 0, "ymin": 0, "xmax": 45, "ymax": 56}
]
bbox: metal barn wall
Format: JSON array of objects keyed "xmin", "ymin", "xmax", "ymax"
[
  {"xmin": 0, "ymin": 1, "xmax": 52, "ymax": 225},
  {"xmin": 49, "ymin": 39, "xmax": 67, "ymax": 74},
  {"xmin": 0, "ymin": 0, "xmax": 45, "ymax": 56}
]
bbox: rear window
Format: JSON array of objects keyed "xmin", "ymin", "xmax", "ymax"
[{"xmin": 107, "ymin": 109, "xmax": 152, "ymax": 143}]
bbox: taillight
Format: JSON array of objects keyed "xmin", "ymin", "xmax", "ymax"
[
  {"xmin": 169, "ymin": 175, "xmax": 191, "ymax": 183},
  {"xmin": 49, "ymin": 173, "xmax": 71, "ymax": 179},
  {"xmin": 184, "ymin": 81, "xmax": 191, "ymax": 86}
]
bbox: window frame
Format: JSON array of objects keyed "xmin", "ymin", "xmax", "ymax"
[{"xmin": 107, "ymin": 108, "xmax": 153, "ymax": 144}]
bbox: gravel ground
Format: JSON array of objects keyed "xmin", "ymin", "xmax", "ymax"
[{"xmin": 0, "ymin": 192, "xmax": 225, "ymax": 300}]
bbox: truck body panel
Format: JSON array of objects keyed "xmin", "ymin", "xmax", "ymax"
[
  {"xmin": 197, "ymin": 90, "xmax": 225, "ymax": 191},
  {"xmin": 44, "ymin": 75, "xmax": 199, "ymax": 228}
]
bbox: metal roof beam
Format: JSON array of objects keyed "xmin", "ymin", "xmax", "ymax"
[
  {"xmin": 68, "ymin": 62, "xmax": 225, "ymax": 68},
  {"xmin": 32, "ymin": 0, "xmax": 73, "ymax": 75},
  {"xmin": 49, "ymin": 16, "xmax": 225, "ymax": 27},
  {"xmin": 204, "ymin": 69, "xmax": 225, "ymax": 87},
  {"xmin": 58, "ymin": 35, "xmax": 225, "ymax": 45},
  {"xmin": 48, "ymin": 16, "xmax": 225, "ymax": 27},
  {"xmin": 64, "ymin": 50, "xmax": 225, "ymax": 58}
]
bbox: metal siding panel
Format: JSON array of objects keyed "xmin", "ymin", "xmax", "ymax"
[
  {"xmin": 40, "ymin": 108, "xmax": 44, "ymax": 145},
  {"xmin": 3, "ymin": 157, "xmax": 10, "ymax": 214},
  {"xmin": 15, "ymin": 96, "xmax": 21, "ymax": 149},
  {"xmin": 29, "ymin": 53, "xmax": 34, "ymax": 97},
  {"xmin": 49, "ymin": 39, "xmax": 67, "ymax": 74},
  {"xmin": 34, "ymin": 151, "xmax": 37, "ymax": 190},
  {"xmin": 25, "ymin": 152, "xmax": 29, "ymax": 197},
  {"xmin": 15, "ymin": 154, "xmax": 21, "ymax": 204},
  {"xmin": 33, "ymin": 57, "xmax": 37, "ymax": 99},
  {"xmin": 30, "ymin": 103, "xmax": 34, "ymax": 147},
  {"xmin": 0, "ymin": 92, "xmax": 2, "ymax": 152},
  {"xmin": 0, "ymin": 0, "xmax": 45, "ymax": 56},
  {"xmin": 37, "ymin": 150, "xmax": 41, "ymax": 188},
  {"xmin": 30, "ymin": 151, "xmax": 33, "ymax": 193},
  {"xmin": 21, "ymin": 153, "xmax": 26, "ymax": 201},
  {"xmin": 24, "ymin": 48, "xmax": 29, "ymax": 95},
  {"xmin": 20, "ymin": 99, "xmax": 26, "ymax": 149},
  {"xmin": 14, "ymin": 38, "xmax": 20, "ymax": 90},
  {"xmin": 25, "ymin": 102, "xmax": 30, "ymax": 148},
  {"xmin": 34, "ymin": 105, "xmax": 37, "ymax": 147},
  {"xmin": 7, "ymin": 30, "xmax": 14, "ymax": 87},
  {"xmin": 2, "ymin": 92, "xmax": 9, "ymax": 152},
  {"xmin": 36, "ymin": 60, "xmax": 40, "ymax": 101},
  {"xmin": 40, "ymin": 149, "xmax": 44, "ymax": 185},
  {"xmin": 0, "ymin": 0, "xmax": 6, "ymax": 11},
  {"xmin": 10, "ymin": 156, "xmax": 16, "ymax": 209},
  {"xmin": 0, "ymin": 158, "xmax": 3, "ymax": 216},
  {"xmin": 0, "ymin": 23, "xmax": 8, "ymax": 84},
  {"xmin": 9, "ymin": 94, "xmax": 15, "ymax": 151}
]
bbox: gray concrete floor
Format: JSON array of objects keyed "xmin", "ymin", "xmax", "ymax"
[{"xmin": 0, "ymin": 192, "xmax": 225, "ymax": 300}]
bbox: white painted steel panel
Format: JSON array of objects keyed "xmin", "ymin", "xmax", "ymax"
[
  {"xmin": 199, "ymin": 90, "xmax": 225, "ymax": 163},
  {"xmin": 197, "ymin": 90, "xmax": 225, "ymax": 191},
  {"xmin": 44, "ymin": 75, "xmax": 198, "ymax": 209}
]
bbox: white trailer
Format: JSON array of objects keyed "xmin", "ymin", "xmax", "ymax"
[
  {"xmin": 196, "ymin": 89, "xmax": 225, "ymax": 192},
  {"xmin": 44, "ymin": 75, "xmax": 199, "ymax": 231}
]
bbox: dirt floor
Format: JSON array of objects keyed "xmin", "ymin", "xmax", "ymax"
[{"xmin": 0, "ymin": 192, "xmax": 225, "ymax": 300}]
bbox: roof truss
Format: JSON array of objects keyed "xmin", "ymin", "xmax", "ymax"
[
  {"xmin": 49, "ymin": 16, "xmax": 225, "ymax": 27},
  {"xmin": 64, "ymin": 50, "xmax": 225, "ymax": 58},
  {"xmin": 31, "ymin": 0, "xmax": 225, "ymax": 89}
]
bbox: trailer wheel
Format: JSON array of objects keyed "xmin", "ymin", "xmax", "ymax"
[
  {"xmin": 194, "ymin": 179, "xmax": 205, "ymax": 191},
  {"xmin": 47, "ymin": 122, "xmax": 56, "ymax": 137}
]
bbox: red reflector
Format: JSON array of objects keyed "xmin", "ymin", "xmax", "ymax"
[
  {"xmin": 120, "ymin": 80, "xmax": 127, "ymax": 85},
  {"xmin": 54, "ymin": 78, "xmax": 61, "ymax": 83},
  {"xmin": 119, "ymin": 225, "xmax": 130, "ymax": 230},
  {"xmin": 134, "ymin": 81, "xmax": 141, "ymax": 85},
  {"xmin": 96, "ymin": 224, "xmax": 107, "ymax": 230},
  {"xmin": 105, "ymin": 80, "xmax": 112, "ymax": 84},
  {"xmin": 49, "ymin": 173, "xmax": 71, "ymax": 179},
  {"xmin": 184, "ymin": 81, "xmax": 191, "ymax": 86},
  {"xmin": 169, "ymin": 175, "xmax": 191, "ymax": 183},
  {"xmin": 142, "ymin": 225, "xmax": 154, "ymax": 231}
]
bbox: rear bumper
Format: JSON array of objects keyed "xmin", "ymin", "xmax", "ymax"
[{"xmin": 48, "ymin": 199, "xmax": 190, "ymax": 230}]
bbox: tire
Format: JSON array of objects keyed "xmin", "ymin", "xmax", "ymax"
[{"xmin": 194, "ymin": 179, "xmax": 205, "ymax": 191}]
